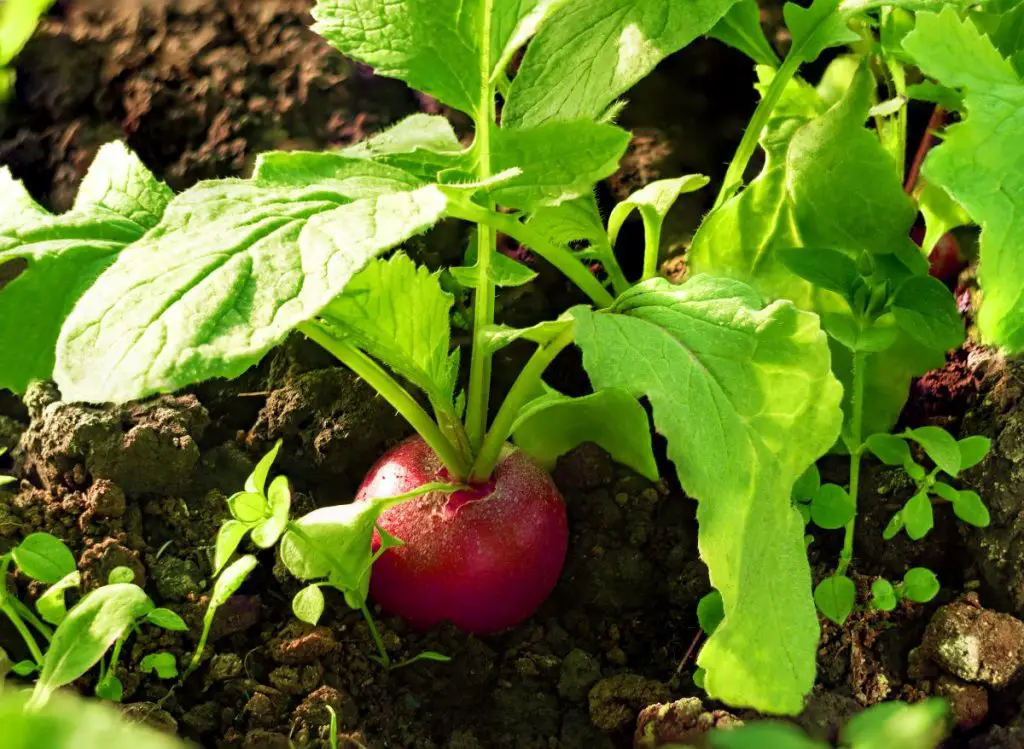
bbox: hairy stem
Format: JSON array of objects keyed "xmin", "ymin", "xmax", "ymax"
[
  {"xmin": 449, "ymin": 201, "xmax": 615, "ymax": 308},
  {"xmin": 712, "ymin": 50, "xmax": 803, "ymax": 212},
  {"xmin": 299, "ymin": 322, "xmax": 470, "ymax": 480},
  {"xmin": 470, "ymin": 324, "xmax": 576, "ymax": 481},
  {"xmin": 465, "ymin": 0, "xmax": 498, "ymax": 452},
  {"xmin": 837, "ymin": 351, "xmax": 867, "ymax": 576}
]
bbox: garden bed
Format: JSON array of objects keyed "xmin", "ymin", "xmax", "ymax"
[{"xmin": 2, "ymin": 2, "xmax": 1024, "ymax": 748}]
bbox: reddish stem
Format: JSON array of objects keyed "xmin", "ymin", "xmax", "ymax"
[
  {"xmin": 676, "ymin": 629, "xmax": 705, "ymax": 674},
  {"xmin": 904, "ymin": 105, "xmax": 947, "ymax": 195}
]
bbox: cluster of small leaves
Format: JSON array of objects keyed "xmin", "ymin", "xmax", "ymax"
[
  {"xmin": 792, "ymin": 465, "xmax": 855, "ymax": 534},
  {"xmin": 866, "ymin": 428, "xmax": 991, "ymax": 540},
  {"xmin": 813, "ymin": 567, "xmax": 939, "ymax": 626}
]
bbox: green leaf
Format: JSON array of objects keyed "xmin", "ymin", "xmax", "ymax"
[
  {"xmin": 106, "ymin": 567, "xmax": 135, "ymax": 585},
  {"xmin": 227, "ymin": 491, "xmax": 267, "ymax": 524},
  {"xmin": 213, "ymin": 520, "xmax": 250, "ymax": 575},
  {"xmin": 504, "ymin": 0, "xmax": 742, "ymax": 126},
  {"xmin": 841, "ymin": 698, "xmax": 950, "ymax": 749},
  {"xmin": 324, "ymin": 253, "xmax": 459, "ymax": 411},
  {"xmin": 11, "ymin": 660, "xmax": 37, "ymax": 677},
  {"xmin": 0, "ymin": 0, "xmax": 54, "ymax": 66},
  {"xmin": 252, "ymin": 475, "xmax": 291, "ymax": 548},
  {"xmin": 0, "ymin": 142, "xmax": 172, "ymax": 393},
  {"xmin": 814, "ymin": 574, "xmax": 857, "ymax": 625},
  {"xmin": 55, "ymin": 182, "xmax": 448, "ymax": 404},
  {"xmin": 903, "ymin": 9, "xmax": 1024, "ymax": 350},
  {"xmin": 917, "ymin": 182, "xmax": 972, "ymax": 255},
  {"xmin": 891, "ymin": 276, "xmax": 965, "ymax": 352},
  {"xmin": 903, "ymin": 491, "xmax": 934, "ymax": 541},
  {"xmin": 251, "ymin": 152, "xmax": 425, "ymax": 196},
  {"xmin": 777, "ymin": 248, "xmax": 863, "ymax": 303},
  {"xmin": 690, "ymin": 65, "xmax": 936, "ymax": 436},
  {"xmin": 146, "ymin": 608, "xmax": 188, "ymax": 632},
  {"xmin": 901, "ymin": 567, "xmax": 940, "ymax": 603},
  {"xmin": 883, "ymin": 512, "xmax": 904, "ymax": 540},
  {"xmin": 784, "ymin": 0, "xmax": 859, "ymax": 65},
  {"xmin": 342, "ymin": 114, "xmax": 470, "ymax": 181},
  {"xmin": 399, "ymin": 650, "xmax": 452, "ymax": 666},
  {"xmin": 931, "ymin": 481, "xmax": 959, "ymax": 503},
  {"xmin": 953, "ymin": 490, "xmax": 991, "ymax": 528},
  {"xmin": 870, "ymin": 579, "xmax": 898, "ymax": 612},
  {"xmin": 792, "ymin": 464, "xmax": 821, "ymax": 503},
  {"xmin": 487, "ymin": 121, "xmax": 631, "ymax": 211},
  {"xmin": 449, "ymin": 250, "xmax": 538, "ymax": 289},
  {"xmin": 140, "ymin": 652, "xmax": 178, "ymax": 680},
  {"xmin": 36, "ymin": 571, "xmax": 81, "ymax": 626},
  {"xmin": 958, "ymin": 435, "xmax": 992, "ymax": 471},
  {"xmin": 12, "ymin": 533, "xmax": 76, "ymax": 584},
  {"xmin": 865, "ymin": 433, "xmax": 912, "ymax": 467},
  {"xmin": 311, "ymin": 0, "xmax": 562, "ymax": 116},
  {"xmin": 904, "ymin": 426, "xmax": 961, "ymax": 476},
  {"xmin": 570, "ymin": 275, "xmax": 843, "ymax": 715},
  {"xmin": 292, "ymin": 584, "xmax": 326, "ymax": 625},
  {"xmin": 815, "ymin": 573, "xmax": 856, "ymax": 627},
  {"xmin": 710, "ymin": 722, "xmax": 828, "ymax": 749},
  {"xmin": 95, "ymin": 673, "xmax": 123, "ymax": 703},
  {"xmin": 970, "ymin": 0, "xmax": 1024, "ymax": 76},
  {"xmin": 810, "ymin": 483, "xmax": 855, "ymax": 530},
  {"xmin": 697, "ymin": 590, "xmax": 725, "ymax": 635},
  {"xmin": 210, "ymin": 555, "xmax": 257, "ymax": 610},
  {"xmin": 510, "ymin": 387, "xmax": 659, "ymax": 480},
  {"xmin": 607, "ymin": 175, "xmax": 710, "ymax": 255},
  {"xmin": 708, "ymin": 0, "xmax": 780, "ymax": 67},
  {"xmin": 1, "ymin": 689, "xmax": 188, "ymax": 749},
  {"xmin": 30, "ymin": 583, "xmax": 153, "ymax": 708},
  {"xmin": 245, "ymin": 439, "xmax": 282, "ymax": 494}
]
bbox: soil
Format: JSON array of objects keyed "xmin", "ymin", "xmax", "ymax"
[{"xmin": 3, "ymin": 1, "xmax": 1024, "ymax": 748}]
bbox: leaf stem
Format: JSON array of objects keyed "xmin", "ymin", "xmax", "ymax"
[
  {"xmin": 711, "ymin": 50, "xmax": 803, "ymax": 212},
  {"xmin": 904, "ymin": 105, "xmax": 946, "ymax": 194},
  {"xmin": 0, "ymin": 599, "xmax": 44, "ymax": 666},
  {"xmin": 8, "ymin": 597, "xmax": 52, "ymax": 642},
  {"xmin": 642, "ymin": 216, "xmax": 664, "ymax": 282},
  {"xmin": 470, "ymin": 324, "xmax": 576, "ymax": 482},
  {"xmin": 299, "ymin": 322, "xmax": 470, "ymax": 480},
  {"xmin": 360, "ymin": 603, "xmax": 391, "ymax": 668},
  {"xmin": 837, "ymin": 351, "xmax": 867, "ymax": 576},
  {"xmin": 448, "ymin": 200, "xmax": 615, "ymax": 308}
]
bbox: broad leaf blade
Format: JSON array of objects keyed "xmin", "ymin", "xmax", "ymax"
[
  {"xmin": 0, "ymin": 143, "xmax": 172, "ymax": 393},
  {"xmin": 504, "ymin": 0, "xmax": 742, "ymax": 127},
  {"xmin": 570, "ymin": 275, "xmax": 843, "ymax": 714},
  {"xmin": 55, "ymin": 183, "xmax": 447, "ymax": 404},
  {"xmin": 342, "ymin": 114, "xmax": 469, "ymax": 181},
  {"xmin": 903, "ymin": 9, "xmax": 1024, "ymax": 351},
  {"xmin": 708, "ymin": 0, "xmax": 780, "ymax": 67}
]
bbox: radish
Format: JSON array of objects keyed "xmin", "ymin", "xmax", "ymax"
[
  {"xmin": 911, "ymin": 225, "xmax": 965, "ymax": 285},
  {"xmin": 357, "ymin": 436, "xmax": 568, "ymax": 635}
]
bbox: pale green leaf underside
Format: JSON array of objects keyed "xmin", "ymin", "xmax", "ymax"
[
  {"xmin": 0, "ymin": 142, "xmax": 172, "ymax": 393},
  {"xmin": 504, "ymin": 0, "xmax": 742, "ymax": 127},
  {"xmin": 571, "ymin": 275, "xmax": 843, "ymax": 714},
  {"xmin": 904, "ymin": 9, "xmax": 1024, "ymax": 351},
  {"xmin": 341, "ymin": 113, "xmax": 471, "ymax": 181},
  {"xmin": 324, "ymin": 253, "xmax": 458, "ymax": 408},
  {"xmin": 55, "ymin": 180, "xmax": 447, "ymax": 404},
  {"xmin": 511, "ymin": 387, "xmax": 659, "ymax": 480},
  {"xmin": 312, "ymin": 0, "xmax": 556, "ymax": 116},
  {"xmin": 690, "ymin": 67, "xmax": 938, "ymax": 435},
  {"xmin": 488, "ymin": 120, "xmax": 631, "ymax": 210}
]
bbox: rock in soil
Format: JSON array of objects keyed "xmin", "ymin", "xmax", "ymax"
[
  {"xmin": 919, "ymin": 593, "xmax": 1024, "ymax": 688},
  {"xmin": 589, "ymin": 674, "xmax": 672, "ymax": 734},
  {"xmin": 633, "ymin": 697, "xmax": 741, "ymax": 748}
]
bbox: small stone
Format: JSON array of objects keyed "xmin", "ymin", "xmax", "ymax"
[
  {"xmin": 244, "ymin": 688, "xmax": 290, "ymax": 729},
  {"xmin": 634, "ymin": 697, "xmax": 741, "ymax": 749},
  {"xmin": 936, "ymin": 675, "xmax": 989, "ymax": 730},
  {"xmin": 558, "ymin": 649, "xmax": 602, "ymax": 702},
  {"xmin": 921, "ymin": 594, "xmax": 1024, "ymax": 688},
  {"xmin": 208, "ymin": 653, "xmax": 244, "ymax": 682},
  {"xmin": 589, "ymin": 674, "xmax": 671, "ymax": 733},
  {"xmin": 268, "ymin": 622, "xmax": 337, "ymax": 665}
]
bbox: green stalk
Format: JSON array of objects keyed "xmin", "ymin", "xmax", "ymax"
[
  {"xmin": 0, "ymin": 599, "xmax": 44, "ymax": 666},
  {"xmin": 299, "ymin": 322, "xmax": 470, "ymax": 480},
  {"xmin": 360, "ymin": 603, "xmax": 391, "ymax": 668},
  {"xmin": 448, "ymin": 201, "xmax": 615, "ymax": 308},
  {"xmin": 711, "ymin": 50, "xmax": 803, "ymax": 212},
  {"xmin": 837, "ymin": 351, "xmax": 867, "ymax": 576},
  {"xmin": 8, "ymin": 597, "xmax": 52, "ymax": 642},
  {"xmin": 642, "ymin": 218, "xmax": 664, "ymax": 282},
  {"xmin": 465, "ymin": 6, "xmax": 499, "ymax": 453},
  {"xmin": 470, "ymin": 325, "xmax": 576, "ymax": 482}
]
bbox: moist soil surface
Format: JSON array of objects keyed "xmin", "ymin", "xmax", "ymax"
[{"xmin": 3, "ymin": 2, "xmax": 1024, "ymax": 748}]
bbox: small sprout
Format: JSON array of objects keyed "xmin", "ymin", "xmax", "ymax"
[
  {"xmin": 901, "ymin": 567, "xmax": 940, "ymax": 604},
  {"xmin": 814, "ymin": 574, "xmax": 856, "ymax": 625},
  {"xmin": 189, "ymin": 555, "xmax": 258, "ymax": 673},
  {"xmin": 140, "ymin": 652, "xmax": 179, "ymax": 679},
  {"xmin": 146, "ymin": 607, "xmax": 188, "ymax": 632},
  {"xmin": 95, "ymin": 672, "xmax": 123, "ymax": 702},
  {"xmin": 810, "ymin": 483, "xmax": 855, "ymax": 530},
  {"xmin": 870, "ymin": 579, "xmax": 897, "ymax": 612},
  {"xmin": 107, "ymin": 566, "xmax": 136, "ymax": 585}
]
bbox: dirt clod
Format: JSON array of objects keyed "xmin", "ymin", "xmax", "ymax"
[
  {"xmin": 588, "ymin": 674, "xmax": 672, "ymax": 733},
  {"xmin": 935, "ymin": 675, "xmax": 989, "ymax": 730},
  {"xmin": 267, "ymin": 622, "xmax": 337, "ymax": 665},
  {"xmin": 559, "ymin": 648, "xmax": 602, "ymax": 702},
  {"xmin": 294, "ymin": 685, "xmax": 359, "ymax": 730},
  {"xmin": 633, "ymin": 697, "xmax": 740, "ymax": 749},
  {"xmin": 920, "ymin": 593, "xmax": 1024, "ymax": 688}
]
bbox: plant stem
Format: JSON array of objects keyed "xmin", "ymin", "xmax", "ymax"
[
  {"xmin": 642, "ymin": 217, "xmax": 664, "ymax": 282},
  {"xmin": 470, "ymin": 324, "xmax": 576, "ymax": 481},
  {"xmin": 904, "ymin": 105, "xmax": 946, "ymax": 194},
  {"xmin": 465, "ymin": 20, "xmax": 499, "ymax": 453},
  {"xmin": 8, "ymin": 597, "xmax": 52, "ymax": 642},
  {"xmin": 448, "ymin": 201, "xmax": 615, "ymax": 308},
  {"xmin": 837, "ymin": 351, "xmax": 867, "ymax": 576},
  {"xmin": 360, "ymin": 603, "xmax": 390, "ymax": 668},
  {"xmin": 711, "ymin": 50, "xmax": 803, "ymax": 212},
  {"xmin": 0, "ymin": 599, "xmax": 44, "ymax": 666},
  {"xmin": 299, "ymin": 322, "xmax": 470, "ymax": 480}
]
